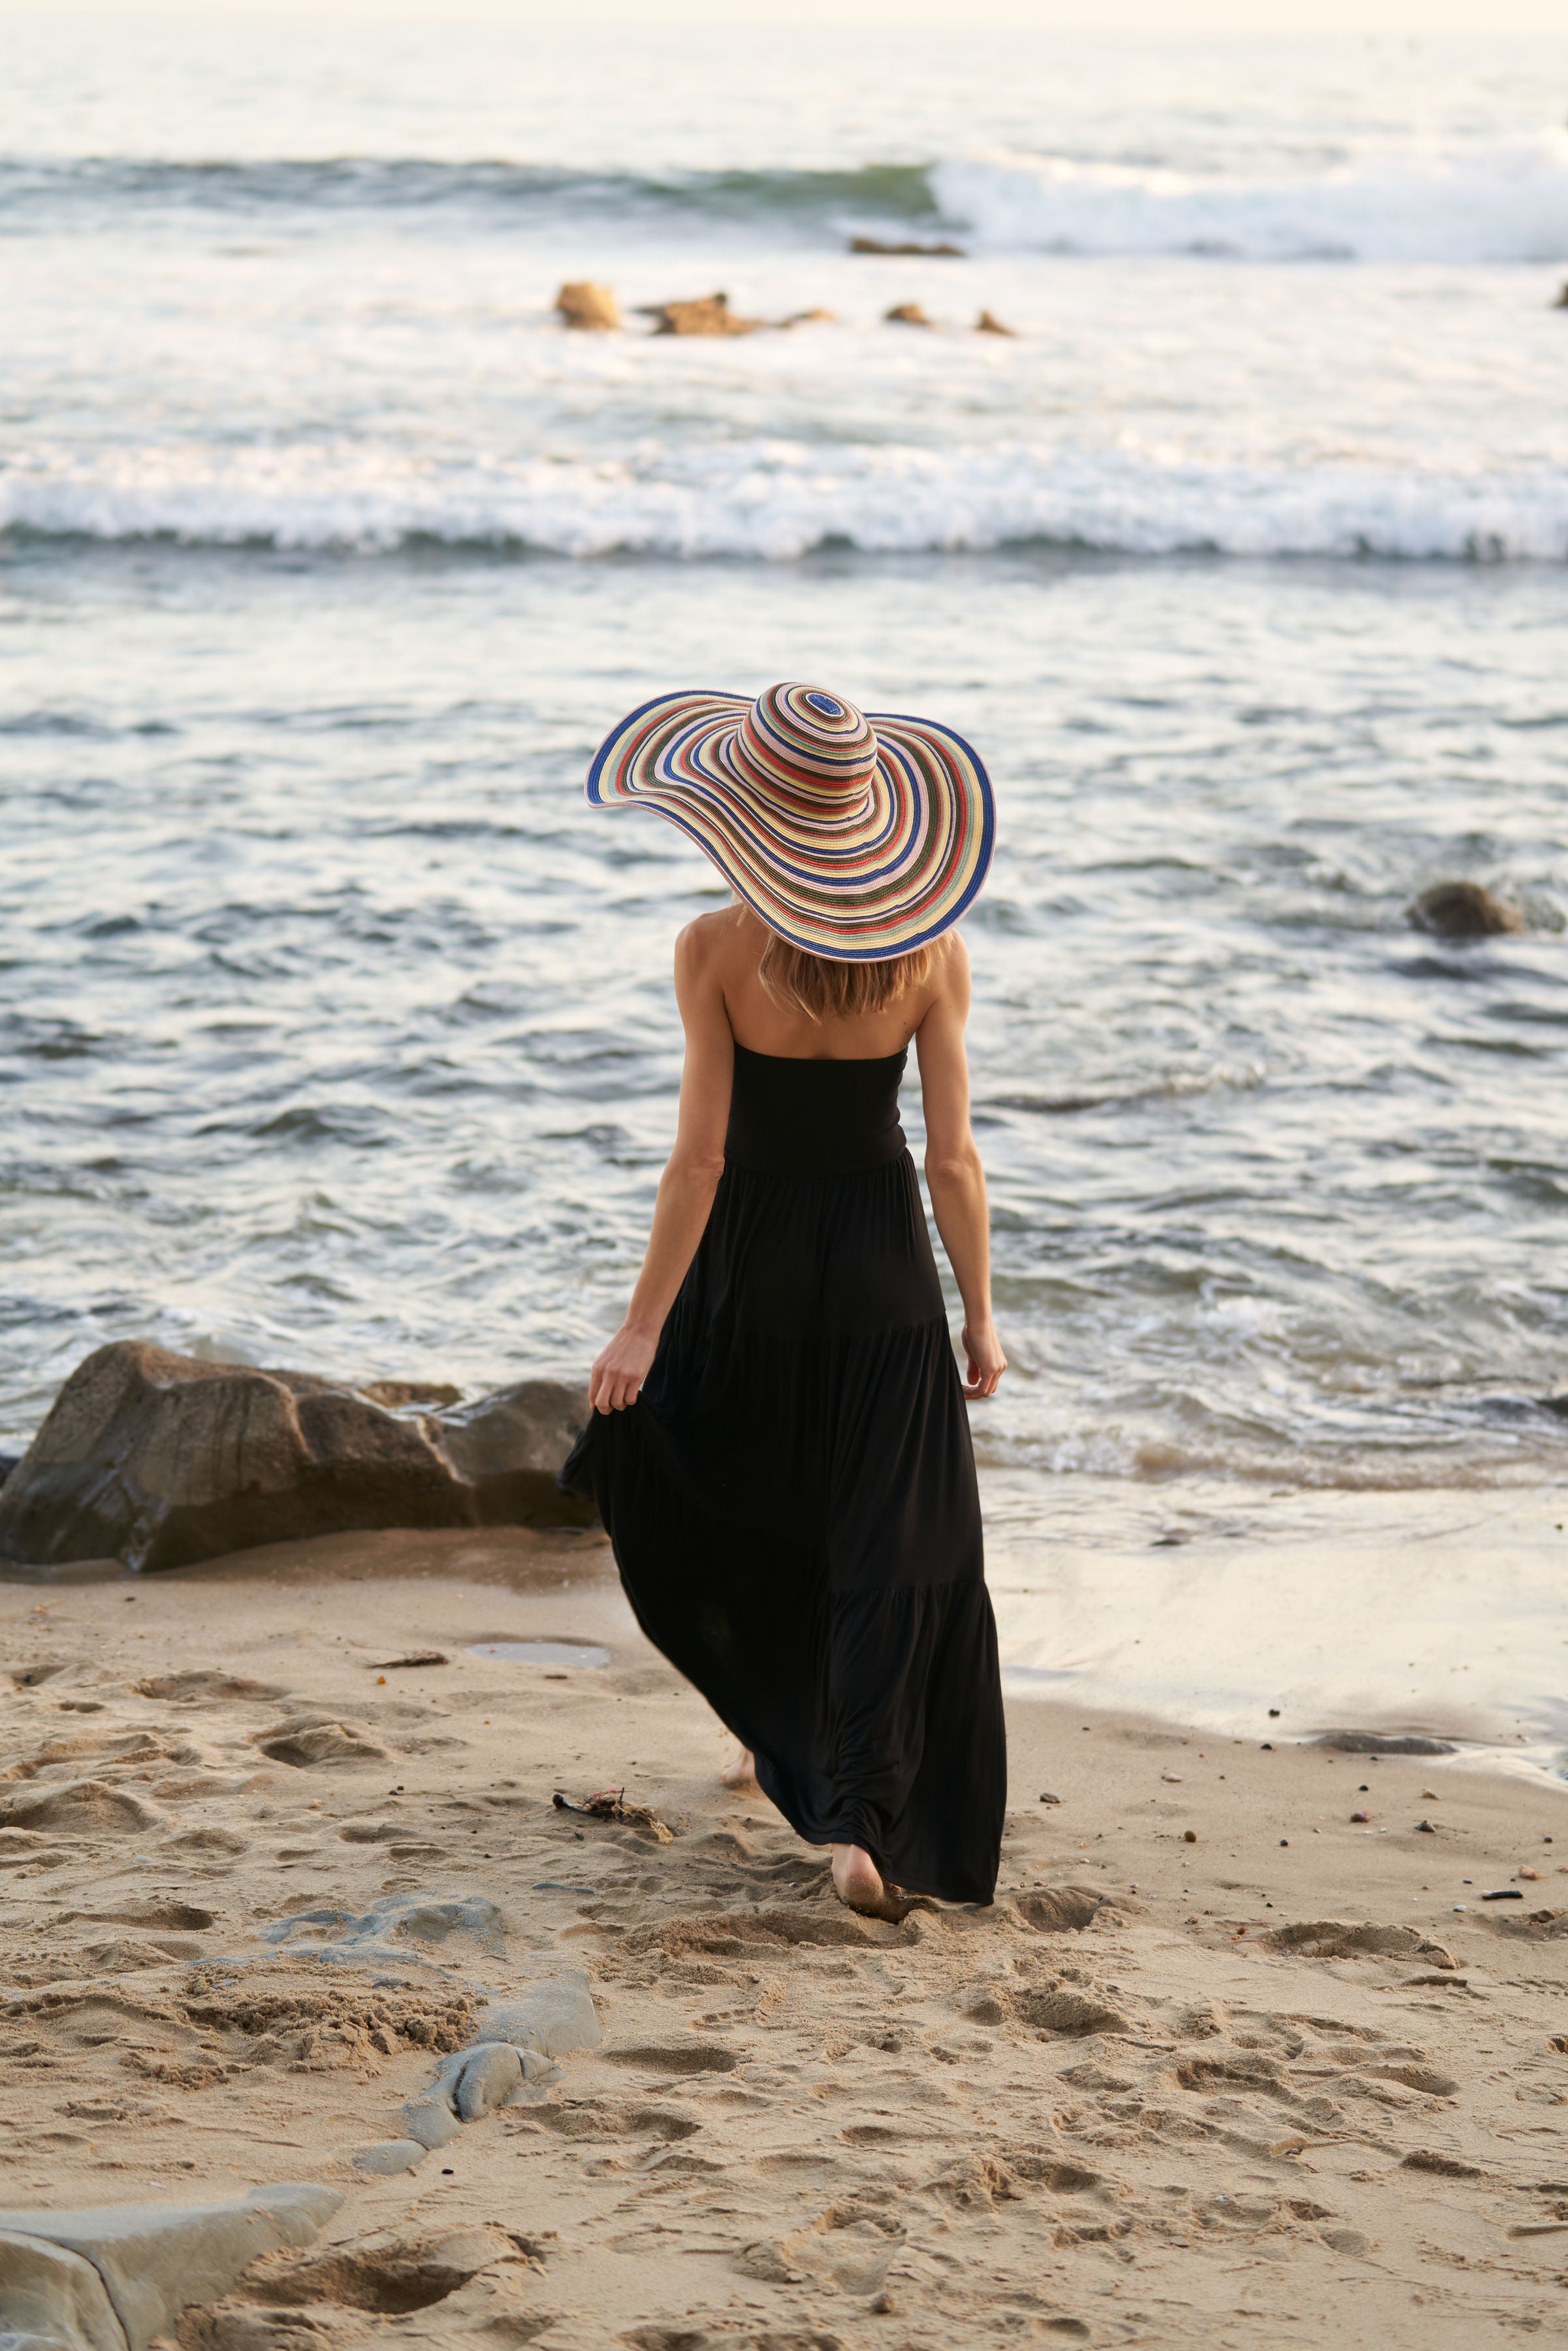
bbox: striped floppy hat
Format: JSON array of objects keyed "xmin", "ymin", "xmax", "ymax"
[{"xmin": 584, "ymin": 681, "xmax": 995, "ymax": 962}]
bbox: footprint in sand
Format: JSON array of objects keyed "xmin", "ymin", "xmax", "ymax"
[
  {"xmin": 133, "ymin": 1669, "xmax": 288, "ymax": 1703},
  {"xmin": 0, "ymin": 1779, "xmax": 165, "ymax": 1835},
  {"xmin": 253, "ymin": 1717, "xmax": 392, "ymax": 1767},
  {"xmin": 601, "ymin": 2040, "xmax": 741, "ymax": 2077}
]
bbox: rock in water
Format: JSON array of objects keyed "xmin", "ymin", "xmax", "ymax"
[
  {"xmin": 1407, "ymin": 880, "xmax": 1524, "ymax": 938},
  {"xmin": 0, "ymin": 1341, "xmax": 594, "ymax": 1572},
  {"xmin": 884, "ymin": 303, "xmax": 933, "ymax": 328},
  {"xmin": 556, "ymin": 280, "xmax": 621, "ymax": 330},
  {"xmin": 975, "ymin": 309, "xmax": 1017, "ymax": 336},
  {"xmin": 0, "ymin": 2184, "xmax": 340, "ymax": 2351},
  {"xmin": 1554, "ymin": 281, "xmax": 1568, "ymax": 309},
  {"xmin": 639, "ymin": 292, "xmax": 761, "ymax": 337},
  {"xmin": 850, "ymin": 236, "xmax": 965, "ymax": 257}
]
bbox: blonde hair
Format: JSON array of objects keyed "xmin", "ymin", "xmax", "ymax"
[{"xmin": 758, "ymin": 930, "xmax": 933, "ymax": 1024}]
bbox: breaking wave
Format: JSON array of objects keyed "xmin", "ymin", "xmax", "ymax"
[
  {"xmin": 5, "ymin": 135, "xmax": 1568, "ymax": 261},
  {"xmin": 934, "ymin": 132, "xmax": 1568, "ymax": 263},
  {"xmin": 7, "ymin": 441, "xmax": 1568, "ymax": 563}
]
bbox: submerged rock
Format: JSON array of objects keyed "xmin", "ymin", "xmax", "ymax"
[
  {"xmin": 257, "ymin": 1889, "xmax": 507, "ymax": 1967},
  {"xmin": 975, "ymin": 309, "xmax": 1017, "ymax": 336},
  {"xmin": 0, "ymin": 1341, "xmax": 594, "ymax": 1573},
  {"xmin": 850, "ymin": 235, "xmax": 965, "ymax": 257},
  {"xmin": 884, "ymin": 303, "xmax": 934, "ymax": 328},
  {"xmin": 1407, "ymin": 880, "xmax": 1524, "ymax": 938},
  {"xmin": 555, "ymin": 280, "xmax": 621, "ymax": 330},
  {"xmin": 351, "ymin": 2139, "xmax": 428, "ymax": 2176},
  {"xmin": 1315, "ymin": 1731, "xmax": 1456, "ymax": 1755},
  {"xmin": 1260, "ymin": 1918, "xmax": 1456, "ymax": 1967},
  {"xmin": 0, "ymin": 2183, "xmax": 340, "ymax": 2351}
]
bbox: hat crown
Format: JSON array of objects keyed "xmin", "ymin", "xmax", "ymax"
[{"xmin": 732, "ymin": 681, "xmax": 877, "ymax": 810}]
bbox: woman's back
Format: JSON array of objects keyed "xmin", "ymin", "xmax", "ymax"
[
  {"xmin": 696, "ymin": 903, "xmax": 948, "ymax": 1061},
  {"xmin": 725, "ymin": 1041, "xmax": 908, "ymax": 1177}
]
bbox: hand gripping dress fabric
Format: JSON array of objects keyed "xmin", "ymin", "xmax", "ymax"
[{"xmin": 559, "ymin": 1044, "xmax": 1006, "ymax": 1906}]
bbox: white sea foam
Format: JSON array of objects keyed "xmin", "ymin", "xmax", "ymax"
[
  {"xmin": 933, "ymin": 134, "xmax": 1568, "ymax": 264},
  {"xmin": 7, "ymin": 441, "xmax": 1568, "ymax": 562}
]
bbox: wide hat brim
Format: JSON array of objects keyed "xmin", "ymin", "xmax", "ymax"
[{"xmin": 586, "ymin": 688, "xmax": 995, "ymax": 961}]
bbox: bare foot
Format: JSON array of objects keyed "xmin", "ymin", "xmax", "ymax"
[
  {"xmin": 831, "ymin": 1843, "xmax": 885, "ymax": 1913},
  {"xmin": 719, "ymin": 1745, "xmax": 758, "ymax": 1790}
]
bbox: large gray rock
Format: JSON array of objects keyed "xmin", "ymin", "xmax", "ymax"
[
  {"xmin": 0, "ymin": 1343, "xmax": 594, "ymax": 1573},
  {"xmin": 396, "ymin": 1974, "xmax": 602, "ymax": 2153},
  {"xmin": 483, "ymin": 1969, "xmax": 602, "ymax": 2059},
  {"xmin": 0, "ymin": 2184, "xmax": 340, "ymax": 2351},
  {"xmin": 256, "ymin": 1890, "xmax": 506, "ymax": 1967},
  {"xmin": 0, "ymin": 2228, "xmax": 125, "ymax": 2351},
  {"xmin": 432, "ymin": 1380, "xmax": 596, "ymax": 1526}
]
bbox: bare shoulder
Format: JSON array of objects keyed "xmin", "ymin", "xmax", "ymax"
[
  {"xmin": 675, "ymin": 906, "xmax": 746, "ymax": 974},
  {"xmin": 922, "ymin": 928, "xmax": 972, "ymax": 1017}
]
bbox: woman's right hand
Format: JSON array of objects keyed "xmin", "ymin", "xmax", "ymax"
[
  {"xmin": 961, "ymin": 1317, "xmax": 1006, "ymax": 1401},
  {"xmin": 590, "ymin": 1320, "xmax": 659, "ymax": 1414}
]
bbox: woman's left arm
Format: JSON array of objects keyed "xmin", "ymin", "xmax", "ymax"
[{"xmin": 588, "ymin": 922, "xmax": 734, "ymax": 1413}]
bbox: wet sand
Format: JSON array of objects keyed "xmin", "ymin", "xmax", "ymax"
[{"xmin": 3, "ymin": 1526, "xmax": 1566, "ymax": 2348}]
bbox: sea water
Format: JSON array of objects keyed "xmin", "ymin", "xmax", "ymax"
[{"xmin": 3, "ymin": 17, "xmax": 1567, "ymax": 1732}]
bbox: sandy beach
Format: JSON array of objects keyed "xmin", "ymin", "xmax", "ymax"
[{"xmin": 4, "ymin": 1522, "xmax": 1565, "ymax": 2348}]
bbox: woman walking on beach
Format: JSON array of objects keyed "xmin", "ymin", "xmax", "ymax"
[{"xmin": 562, "ymin": 682, "xmax": 1006, "ymax": 1912}]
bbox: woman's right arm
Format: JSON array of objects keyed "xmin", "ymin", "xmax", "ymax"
[
  {"xmin": 916, "ymin": 936, "xmax": 1006, "ymax": 1400},
  {"xmin": 588, "ymin": 921, "xmax": 733, "ymax": 1413}
]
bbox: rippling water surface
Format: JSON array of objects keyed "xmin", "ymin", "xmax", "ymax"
[{"xmin": 3, "ymin": 16, "xmax": 1566, "ymax": 1501}]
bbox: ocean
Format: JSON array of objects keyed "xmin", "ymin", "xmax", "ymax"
[{"xmin": 4, "ymin": 16, "xmax": 1567, "ymax": 1736}]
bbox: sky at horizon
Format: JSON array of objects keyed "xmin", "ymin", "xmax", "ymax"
[{"xmin": 5, "ymin": 0, "xmax": 1568, "ymax": 34}]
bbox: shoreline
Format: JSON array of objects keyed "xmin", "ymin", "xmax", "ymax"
[
  {"xmin": 9, "ymin": 1462, "xmax": 1565, "ymax": 1777},
  {"xmin": 3, "ymin": 1533, "xmax": 1566, "ymax": 2344}
]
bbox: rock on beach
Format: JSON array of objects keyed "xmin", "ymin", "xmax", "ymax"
[
  {"xmin": 0, "ymin": 2183, "xmax": 341, "ymax": 2351},
  {"xmin": 0, "ymin": 1340, "xmax": 594, "ymax": 1575}
]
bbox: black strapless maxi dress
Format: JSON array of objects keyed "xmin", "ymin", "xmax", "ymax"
[{"xmin": 559, "ymin": 1042, "xmax": 1006, "ymax": 1905}]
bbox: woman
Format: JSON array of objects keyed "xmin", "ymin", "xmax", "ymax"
[{"xmin": 560, "ymin": 681, "xmax": 1006, "ymax": 1912}]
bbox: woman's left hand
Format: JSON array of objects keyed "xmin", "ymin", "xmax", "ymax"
[
  {"xmin": 590, "ymin": 1321, "xmax": 659, "ymax": 1413},
  {"xmin": 961, "ymin": 1318, "xmax": 1007, "ymax": 1400}
]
